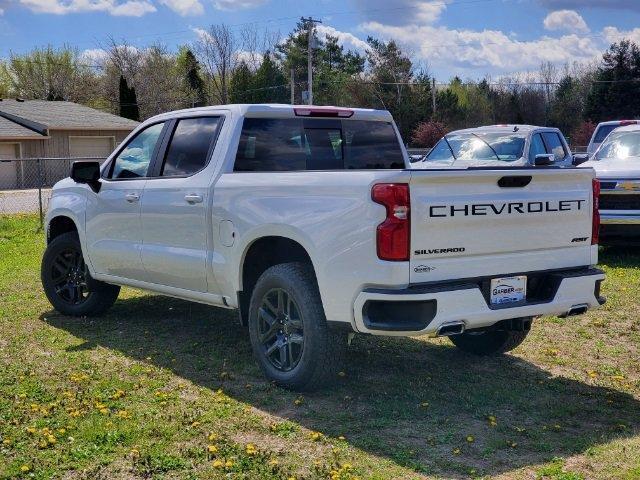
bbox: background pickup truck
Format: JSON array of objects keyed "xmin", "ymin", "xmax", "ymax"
[{"xmin": 42, "ymin": 104, "xmax": 605, "ymax": 391}]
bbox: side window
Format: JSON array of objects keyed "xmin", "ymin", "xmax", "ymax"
[
  {"xmin": 541, "ymin": 132, "xmax": 567, "ymax": 162},
  {"xmin": 161, "ymin": 117, "xmax": 221, "ymax": 177},
  {"xmin": 529, "ymin": 133, "xmax": 547, "ymax": 163},
  {"xmin": 234, "ymin": 118, "xmax": 307, "ymax": 172},
  {"xmin": 109, "ymin": 123, "xmax": 164, "ymax": 179}
]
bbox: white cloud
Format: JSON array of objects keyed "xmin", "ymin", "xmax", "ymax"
[
  {"xmin": 80, "ymin": 48, "xmax": 109, "ymax": 63},
  {"xmin": 158, "ymin": 0, "xmax": 202, "ymax": 15},
  {"xmin": 17, "ymin": 0, "xmax": 155, "ymax": 16},
  {"xmin": 349, "ymin": 0, "xmax": 449, "ymax": 26},
  {"xmin": 602, "ymin": 26, "xmax": 640, "ymax": 46},
  {"xmin": 543, "ymin": 10, "xmax": 589, "ymax": 33},
  {"xmin": 315, "ymin": 25, "xmax": 371, "ymax": 53},
  {"xmin": 212, "ymin": 0, "xmax": 266, "ymax": 11},
  {"xmin": 360, "ymin": 21, "xmax": 602, "ymax": 74}
]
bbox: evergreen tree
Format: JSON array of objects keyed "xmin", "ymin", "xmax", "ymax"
[{"xmin": 119, "ymin": 75, "xmax": 139, "ymax": 121}]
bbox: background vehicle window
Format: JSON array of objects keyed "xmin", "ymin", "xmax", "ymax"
[
  {"xmin": 541, "ymin": 132, "xmax": 566, "ymax": 161},
  {"xmin": 594, "ymin": 125, "xmax": 618, "ymax": 143},
  {"xmin": 529, "ymin": 133, "xmax": 547, "ymax": 163},
  {"xmin": 161, "ymin": 117, "xmax": 221, "ymax": 176},
  {"xmin": 233, "ymin": 118, "xmax": 404, "ymax": 171},
  {"xmin": 425, "ymin": 138, "xmax": 455, "ymax": 161},
  {"xmin": 596, "ymin": 131, "xmax": 640, "ymax": 160},
  {"xmin": 110, "ymin": 123, "xmax": 164, "ymax": 179}
]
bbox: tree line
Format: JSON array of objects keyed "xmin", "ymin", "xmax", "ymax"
[{"xmin": 1, "ymin": 22, "xmax": 639, "ymax": 148}]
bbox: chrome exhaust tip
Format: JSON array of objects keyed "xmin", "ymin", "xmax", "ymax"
[
  {"xmin": 561, "ymin": 304, "xmax": 589, "ymax": 317},
  {"xmin": 436, "ymin": 321, "xmax": 465, "ymax": 337}
]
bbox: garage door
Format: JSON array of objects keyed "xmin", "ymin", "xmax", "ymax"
[
  {"xmin": 0, "ymin": 143, "xmax": 18, "ymax": 190},
  {"xmin": 69, "ymin": 137, "xmax": 114, "ymax": 160}
]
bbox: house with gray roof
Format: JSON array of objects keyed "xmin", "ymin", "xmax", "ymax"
[{"xmin": 0, "ymin": 99, "xmax": 138, "ymax": 189}]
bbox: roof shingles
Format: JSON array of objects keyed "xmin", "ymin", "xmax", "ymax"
[{"xmin": 0, "ymin": 100, "xmax": 139, "ymax": 134}]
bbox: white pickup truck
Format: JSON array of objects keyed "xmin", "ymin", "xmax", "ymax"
[{"xmin": 42, "ymin": 104, "xmax": 605, "ymax": 390}]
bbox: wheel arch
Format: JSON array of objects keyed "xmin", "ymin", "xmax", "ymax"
[
  {"xmin": 47, "ymin": 215, "xmax": 78, "ymax": 244},
  {"xmin": 237, "ymin": 234, "xmax": 318, "ymax": 326}
]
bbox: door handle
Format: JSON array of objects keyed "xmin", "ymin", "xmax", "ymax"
[
  {"xmin": 125, "ymin": 193, "xmax": 140, "ymax": 203},
  {"xmin": 184, "ymin": 194, "xmax": 203, "ymax": 204}
]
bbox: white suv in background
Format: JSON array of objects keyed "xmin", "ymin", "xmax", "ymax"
[
  {"xmin": 416, "ymin": 125, "xmax": 574, "ymax": 168},
  {"xmin": 587, "ymin": 120, "xmax": 639, "ymax": 157}
]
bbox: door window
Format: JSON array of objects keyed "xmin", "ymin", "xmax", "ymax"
[
  {"xmin": 161, "ymin": 117, "xmax": 222, "ymax": 176},
  {"xmin": 109, "ymin": 122, "xmax": 165, "ymax": 179},
  {"xmin": 541, "ymin": 132, "xmax": 567, "ymax": 162},
  {"xmin": 529, "ymin": 133, "xmax": 547, "ymax": 163}
]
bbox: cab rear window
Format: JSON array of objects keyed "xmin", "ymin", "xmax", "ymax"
[{"xmin": 233, "ymin": 118, "xmax": 405, "ymax": 172}]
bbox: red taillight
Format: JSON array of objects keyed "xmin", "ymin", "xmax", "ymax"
[
  {"xmin": 294, "ymin": 108, "xmax": 354, "ymax": 118},
  {"xmin": 620, "ymin": 120, "xmax": 638, "ymax": 126},
  {"xmin": 372, "ymin": 183, "xmax": 410, "ymax": 261},
  {"xmin": 592, "ymin": 178, "xmax": 600, "ymax": 245}
]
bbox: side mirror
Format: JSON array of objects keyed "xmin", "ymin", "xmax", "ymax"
[
  {"xmin": 572, "ymin": 154, "xmax": 589, "ymax": 166},
  {"xmin": 71, "ymin": 161, "xmax": 101, "ymax": 192},
  {"xmin": 534, "ymin": 154, "xmax": 554, "ymax": 166}
]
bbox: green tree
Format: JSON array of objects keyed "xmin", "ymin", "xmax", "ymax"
[
  {"xmin": 4, "ymin": 45, "xmax": 99, "ymax": 102},
  {"xmin": 176, "ymin": 47, "xmax": 206, "ymax": 107},
  {"xmin": 251, "ymin": 53, "xmax": 288, "ymax": 103},
  {"xmin": 585, "ymin": 40, "xmax": 640, "ymax": 122},
  {"xmin": 229, "ymin": 61, "xmax": 255, "ymax": 103}
]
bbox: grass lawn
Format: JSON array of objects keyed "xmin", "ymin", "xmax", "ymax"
[{"xmin": 1, "ymin": 214, "xmax": 639, "ymax": 480}]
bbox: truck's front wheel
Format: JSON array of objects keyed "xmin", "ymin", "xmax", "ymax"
[
  {"xmin": 41, "ymin": 232, "xmax": 120, "ymax": 317},
  {"xmin": 248, "ymin": 262, "xmax": 345, "ymax": 391},
  {"xmin": 448, "ymin": 320, "xmax": 531, "ymax": 355}
]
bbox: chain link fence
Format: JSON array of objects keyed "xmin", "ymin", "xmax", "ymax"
[{"xmin": 0, "ymin": 157, "xmax": 105, "ymax": 225}]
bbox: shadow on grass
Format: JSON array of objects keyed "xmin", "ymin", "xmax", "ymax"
[{"xmin": 44, "ymin": 295, "xmax": 640, "ymax": 478}]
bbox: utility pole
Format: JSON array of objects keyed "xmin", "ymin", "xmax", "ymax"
[
  {"xmin": 301, "ymin": 16, "xmax": 322, "ymax": 105},
  {"xmin": 290, "ymin": 68, "xmax": 295, "ymax": 105}
]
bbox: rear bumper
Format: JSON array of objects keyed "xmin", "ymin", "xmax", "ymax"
[{"xmin": 353, "ymin": 267, "xmax": 605, "ymax": 336}]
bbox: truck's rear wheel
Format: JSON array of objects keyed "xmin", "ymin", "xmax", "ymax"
[
  {"xmin": 41, "ymin": 232, "xmax": 120, "ymax": 317},
  {"xmin": 248, "ymin": 262, "xmax": 345, "ymax": 391},
  {"xmin": 448, "ymin": 320, "xmax": 531, "ymax": 355}
]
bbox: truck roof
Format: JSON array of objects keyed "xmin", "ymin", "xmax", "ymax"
[
  {"xmin": 451, "ymin": 124, "xmax": 558, "ymax": 135},
  {"xmin": 146, "ymin": 104, "xmax": 394, "ymax": 123},
  {"xmin": 609, "ymin": 124, "xmax": 640, "ymax": 133}
]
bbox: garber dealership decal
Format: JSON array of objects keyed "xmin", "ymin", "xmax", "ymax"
[{"xmin": 428, "ymin": 199, "xmax": 586, "ymax": 218}]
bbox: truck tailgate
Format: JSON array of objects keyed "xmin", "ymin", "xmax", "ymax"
[{"xmin": 409, "ymin": 168, "xmax": 596, "ymax": 284}]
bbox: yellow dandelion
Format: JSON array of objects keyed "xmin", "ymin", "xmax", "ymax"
[
  {"xmin": 57, "ymin": 428, "xmax": 66, "ymax": 435},
  {"xmin": 212, "ymin": 459, "xmax": 224, "ymax": 468},
  {"xmin": 587, "ymin": 370, "xmax": 598, "ymax": 378},
  {"xmin": 225, "ymin": 460, "xmax": 233, "ymax": 468},
  {"xmin": 20, "ymin": 465, "xmax": 30, "ymax": 473},
  {"xmin": 466, "ymin": 435, "xmax": 474, "ymax": 443},
  {"xmin": 130, "ymin": 448, "xmax": 140, "ymax": 458},
  {"xmin": 26, "ymin": 427, "xmax": 36, "ymax": 434},
  {"xmin": 293, "ymin": 397, "xmax": 303, "ymax": 406},
  {"xmin": 246, "ymin": 443, "xmax": 257, "ymax": 455},
  {"xmin": 47, "ymin": 434, "xmax": 57, "ymax": 444},
  {"xmin": 208, "ymin": 432, "xmax": 218, "ymax": 441},
  {"xmin": 453, "ymin": 448, "xmax": 461, "ymax": 455},
  {"xmin": 420, "ymin": 402, "xmax": 429, "ymax": 408},
  {"xmin": 2, "ymin": 438, "xmax": 10, "ymax": 445},
  {"xmin": 191, "ymin": 421, "xmax": 201, "ymax": 427},
  {"xmin": 99, "ymin": 408, "xmax": 109, "ymax": 415},
  {"xmin": 268, "ymin": 459, "xmax": 279, "ymax": 466},
  {"xmin": 207, "ymin": 445, "xmax": 218, "ymax": 454},
  {"xmin": 310, "ymin": 431, "xmax": 322, "ymax": 441}
]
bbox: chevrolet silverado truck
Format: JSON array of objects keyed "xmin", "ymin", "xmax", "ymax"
[
  {"xmin": 582, "ymin": 123, "xmax": 640, "ymax": 243},
  {"xmin": 41, "ymin": 104, "xmax": 605, "ymax": 391}
]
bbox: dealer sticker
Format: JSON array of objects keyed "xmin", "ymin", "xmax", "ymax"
[{"xmin": 490, "ymin": 276, "xmax": 527, "ymax": 305}]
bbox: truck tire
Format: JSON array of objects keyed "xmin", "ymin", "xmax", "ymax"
[
  {"xmin": 41, "ymin": 232, "xmax": 120, "ymax": 317},
  {"xmin": 248, "ymin": 262, "xmax": 345, "ymax": 391},
  {"xmin": 448, "ymin": 321, "xmax": 531, "ymax": 355}
]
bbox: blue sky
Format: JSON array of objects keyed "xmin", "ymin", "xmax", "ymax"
[{"xmin": 2, "ymin": 0, "xmax": 640, "ymax": 79}]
